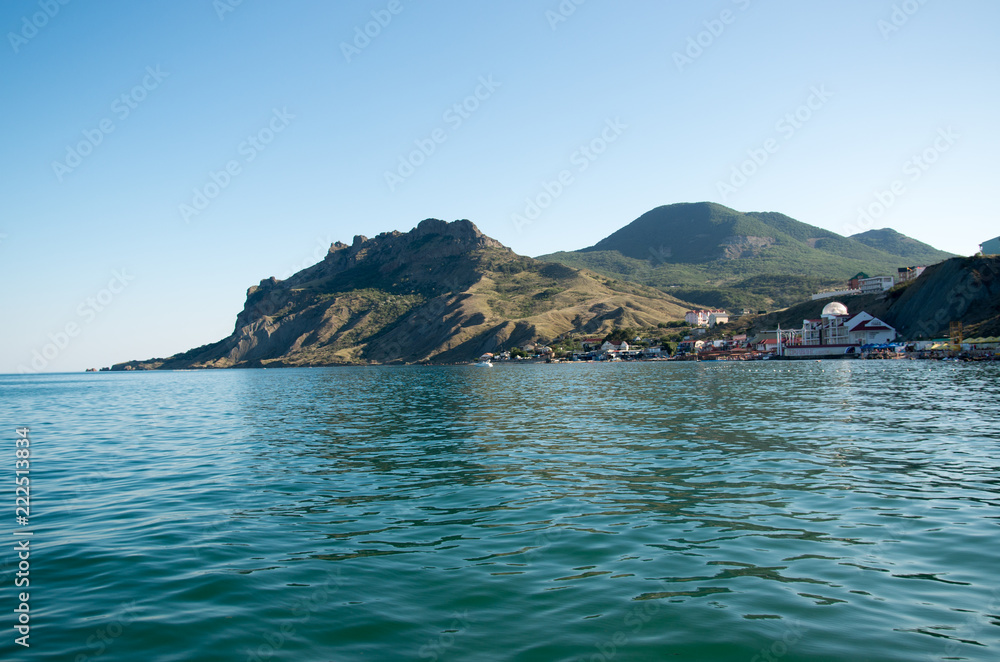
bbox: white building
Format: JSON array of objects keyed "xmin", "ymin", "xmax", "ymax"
[
  {"xmin": 802, "ymin": 302, "xmax": 851, "ymax": 345},
  {"xmin": 685, "ymin": 310, "xmax": 706, "ymax": 326},
  {"xmin": 708, "ymin": 312, "xmax": 729, "ymax": 327},
  {"xmin": 845, "ymin": 313, "xmax": 896, "ymax": 345},
  {"xmin": 599, "ymin": 340, "xmax": 629, "ymax": 352},
  {"xmin": 811, "ymin": 288, "xmax": 862, "ymax": 301},
  {"xmin": 897, "ymin": 266, "xmax": 926, "ymax": 283},
  {"xmin": 858, "ymin": 276, "xmax": 895, "ymax": 294},
  {"xmin": 685, "ymin": 309, "xmax": 727, "ymax": 327},
  {"xmin": 800, "ymin": 301, "xmax": 896, "ymax": 349}
]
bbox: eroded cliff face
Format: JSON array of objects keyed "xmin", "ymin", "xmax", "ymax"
[
  {"xmin": 720, "ymin": 236, "xmax": 776, "ymax": 259},
  {"xmin": 112, "ymin": 219, "xmax": 692, "ymax": 370},
  {"xmin": 753, "ymin": 256, "xmax": 1000, "ymax": 340}
]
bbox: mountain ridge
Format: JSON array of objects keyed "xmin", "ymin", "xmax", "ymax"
[
  {"xmin": 849, "ymin": 227, "xmax": 951, "ymax": 264},
  {"xmin": 538, "ymin": 202, "xmax": 955, "ymax": 309},
  {"xmin": 113, "ymin": 219, "xmax": 696, "ymax": 369},
  {"xmin": 112, "ymin": 204, "xmax": 960, "ymax": 369}
]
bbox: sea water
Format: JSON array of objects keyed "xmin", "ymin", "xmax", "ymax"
[{"xmin": 1, "ymin": 361, "xmax": 998, "ymax": 661}]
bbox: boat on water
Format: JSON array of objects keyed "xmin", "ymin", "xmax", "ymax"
[{"xmin": 473, "ymin": 352, "xmax": 493, "ymax": 367}]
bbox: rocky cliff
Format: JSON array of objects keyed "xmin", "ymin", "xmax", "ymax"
[
  {"xmin": 113, "ymin": 219, "xmax": 695, "ymax": 369},
  {"xmin": 753, "ymin": 255, "xmax": 1000, "ymax": 340}
]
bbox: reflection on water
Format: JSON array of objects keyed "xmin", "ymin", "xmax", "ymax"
[{"xmin": 2, "ymin": 361, "xmax": 998, "ymax": 661}]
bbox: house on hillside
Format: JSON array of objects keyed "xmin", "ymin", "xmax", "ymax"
[
  {"xmin": 981, "ymin": 236, "xmax": 1000, "ymax": 255},
  {"xmin": 685, "ymin": 309, "xmax": 727, "ymax": 327},
  {"xmin": 848, "ymin": 272, "xmax": 870, "ymax": 290},
  {"xmin": 897, "ymin": 266, "xmax": 926, "ymax": 283},
  {"xmin": 812, "ymin": 288, "xmax": 862, "ymax": 301},
  {"xmin": 708, "ymin": 311, "xmax": 729, "ymax": 327},
  {"xmin": 820, "ymin": 272, "xmax": 891, "ymax": 299},
  {"xmin": 858, "ymin": 275, "xmax": 894, "ymax": 294}
]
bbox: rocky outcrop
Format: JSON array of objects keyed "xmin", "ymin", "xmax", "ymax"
[
  {"xmin": 720, "ymin": 235, "xmax": 776, "ymax": 259},
  {"xmin": 753, "ymin": 256, "xmax": 1000, "ymax": 340},
  {"xmin": 112, "ymin": 219, "xmax": 693, "ymax": 369}
]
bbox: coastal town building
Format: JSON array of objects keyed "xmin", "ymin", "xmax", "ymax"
[
  {"xmin": 677, "ymin": 339, "xmax": 706, "ymax": 354},
  {"xmin": 858, "ymin": 275, "xmax": 895, "ymax": 294},
  {"xmin": 981, "ymin": 236, "xmax": 1000, "ymax": 255},
  {"xmin": 754, "ymin": 338, "xmax": 778, "ymax": 352},
  {"xmin": 897, "ymin": 266, "xmax": 926, "ymax": 283},
  {"xmin": 844, "ymin": 315, "xmax": 896, "ymax": 344},
  {"xmin": 811, "ymin": 288, "xmax": 861, "ymax": 301},
  {"xmin": 685, "ymin": 309, "xmax": 727, "ymax": 327},
  {"xmin": 708, "ymin": 311, "xmax": 729, "ymax": 327},
  {"xmin": 785, "ymin": 301, "xmax": 897, "ymax": 357},
  {"xmin": 813, "ymin": 271, "xmax": 898, "ymax": 300}
]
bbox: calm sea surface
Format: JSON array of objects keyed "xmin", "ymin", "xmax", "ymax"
[{"xmin": 2, "ymin": 362, "xmax": 998, "ymax": 661}]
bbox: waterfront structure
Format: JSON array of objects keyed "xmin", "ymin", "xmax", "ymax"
[
  {"xmin": 677, "ymin": 339, "xmax": 706, "ymax": 354},
  {"xmin": 753, "ymin": 327, "xmax": 801, "ymax": 354},
  {"xmin": 802, "ymin": 301, "xmax": 851, "ymax": 345},
  {"xmin": 847, "ymin": 316, "xmax": 896, "ymax": 344},
  {"xmin": 787, "ymin": 301, "xmax": 896, "ymax": 357},
  {"xmin": 753, "ymin": 338, "xmax": 778, "ymax": 352}
]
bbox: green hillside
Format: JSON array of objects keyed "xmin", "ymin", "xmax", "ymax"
[
  {"xmin": 849, "ymin": 228, "xmax": 955, "ymax": 264},
  {"xmin": 538, "ymin": 202, "xmax": 955, "ymax": 310}
]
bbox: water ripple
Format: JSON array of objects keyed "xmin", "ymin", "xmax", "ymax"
[{"xmin": 1, "ymin": 362, "xmax": 998, "ymax": 660}]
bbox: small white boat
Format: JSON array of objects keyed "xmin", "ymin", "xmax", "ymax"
[{"xmin": 473, "ymin": 360, "xmax": 493, "ymax": 367}]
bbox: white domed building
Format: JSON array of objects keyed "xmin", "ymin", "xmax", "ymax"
[
  {"xmin": 784, "ymin": 302, "xmax": 897, "ymax": 357},
  {"xmin": 821, "ymin": 301, "xmax": 848, "ymax": 318}
]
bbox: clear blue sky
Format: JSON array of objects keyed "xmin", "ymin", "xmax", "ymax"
[{"xmin": 2, "ymin": 0, "xmax": 997, "ymax": 373}]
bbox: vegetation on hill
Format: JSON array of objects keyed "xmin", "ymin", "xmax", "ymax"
[
  {"xmin": 849, "ymin": 228, "xmax": 954, "ymax": 264},
  {"xmin": 538, "ymin": 202, "xmax": 955, "ymax": 310}
]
